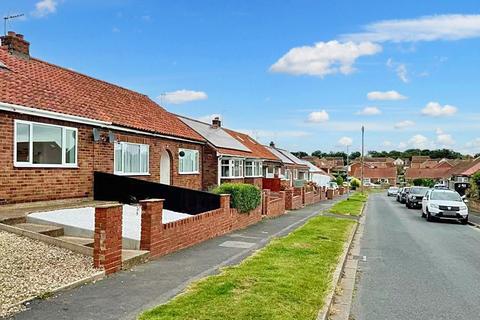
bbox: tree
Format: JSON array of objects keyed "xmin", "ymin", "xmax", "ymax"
[
  {"xmin": 291, "ymin": 151, "xmax": 308, "ymax": 158},
  {"xmin": 349, "ymin": 151, "xmax": 361, "ymax": 160},
  {"xmin": 336, "ymin": 176, "xmax": 344, "ymax": 186},
  {"xmin": 350, "ymin": 178, "xmax": 361, "ymax": 190},
  {"xmin": 311, "ymin": 150, "xmax": 323, "ymax": 158}
]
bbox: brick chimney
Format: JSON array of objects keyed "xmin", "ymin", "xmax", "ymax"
[
  {"xmin": 211, "ymin": 117, "xmax": 221, "ymax": 129},
  {"xmin": 1, "ymin": 31, "xmax": 30, "ymax": 57},
  {"xmin": 270, "ymin": 141, "xmax": 276, "ymax": 148}
]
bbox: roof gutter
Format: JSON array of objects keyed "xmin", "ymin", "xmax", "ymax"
[{"xmin": 0, "ymin": 101, "xmax": 204, "ymax": 145}]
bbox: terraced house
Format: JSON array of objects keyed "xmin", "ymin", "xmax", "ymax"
[{"xmin": 0, "ymin": 32, "xmax": 206, "ymax": 204}]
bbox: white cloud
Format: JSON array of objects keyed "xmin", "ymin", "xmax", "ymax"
[
  {"xmin": 270, "ymin": 40, "xmax": 381, "ymax": 77},
  {"xmin": 342, "ymin": 14, "xmax": 480, "ymax": 43},
  {"xmin": 197, "ymin": 113, "xmax": 221, "ymax": 124},
  {"xmin": 394, "ymin": 120, "xmax": 415, "ymax": 129},
  {"xmin": 435, "ymin": 128, "xmax": 455, "ymax": 146},
  {"xmin": 161, "ymin": 90, "xmax": 208, "ymax": 104},
  {"xmin": 32, "ymin": 0, "xmax": 57, "ymax": 17},
  {"xmin": 307, "ymin": 110, "xmax": 329, "ymax": 123},
  {"xmin": 466, "ymin": 138, "xmax": 480, "ymax": 149},
  {"xmin": 421, "ymin": 102, "xmax": 457, "ymax": 117},
  {"xmin": 383, "ymin": 140, "xmax": 392, "ymax": 147},
  {"xmin": 408, "ymin": 134, "xmax": 430, "ymax": 149},
  {"xmin": 398, "ymin": 142, "xmax": 408, "ymax": 149},
  {"xmin": 367, "ymin": 90, "xmax": 407, "ymax": 101},
  {"xmin": 396, "ymin": 64, "xmax": 409, "ymax": 83},
  {"xmin": 357, "ymin": 106, "xmax": 381, "ymax": 115},
  {"xmin": 338, "ymin": 136, "xmax": 353, "ymax": 146}
]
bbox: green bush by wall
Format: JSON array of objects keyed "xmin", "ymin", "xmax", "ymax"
[{"xmin": 212, "ymin": 183, "xmax": 262, "ymax": 213}]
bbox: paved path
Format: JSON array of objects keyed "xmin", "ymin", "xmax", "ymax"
[
  {"xmin": 351, "ymin": 193, "xmax": 480, "ymax": 320},
  {"xmin": 13, "ymin": 196, "xmax": 347, "ymax": 320}
]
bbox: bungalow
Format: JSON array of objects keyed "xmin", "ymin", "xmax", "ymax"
[
  {"xmin": 177, "ymin": 116, "xmax": 278, "ymax": 190},
  {"xmin": 265, "ymin": 142, "xmax": 309, "ymax": 186},
  {"xmin": 0, "ymin": 32, "xmax": 205, "ymax": 204},
  {"xmin": 444, "ymin": 158, "xmax": 480, "ymax": 195},
  {"xmin": 404, "ymin": 167, "xmax": 450, "ymax": 184},
  {"xmin": 299, "ymin": 160, "xmax": 332, "ymax": 187},
  {"xmin": 352, "ymin": 165, "xmax": 397, "ymax": 186}
]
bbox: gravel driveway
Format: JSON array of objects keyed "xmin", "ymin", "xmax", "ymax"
[{"xmin": 0, "ymin": 231, "xmax": 99, "ymax": 318}]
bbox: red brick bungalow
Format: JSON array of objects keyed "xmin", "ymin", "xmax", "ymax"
[
  {"xmin": 0, "ymin": 32, "xmax": 206, "ymax": 204},
  {"xmin": 352, "ymin": 165, "xmax": 397, "ymax": 186},
  {"xmin": 265, "ymin": 142, "xmax": 309, "ymax": 187},
  {"xmin": 178, "ymin": 116, "xmax": 279, "ymax": 190}
]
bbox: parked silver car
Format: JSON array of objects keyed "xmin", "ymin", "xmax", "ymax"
[{"xmin": 387, "ymin": 187, "xmax": 399, "ymax": 197}]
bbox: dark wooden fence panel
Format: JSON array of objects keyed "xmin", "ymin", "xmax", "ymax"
[
  {"xmin": 93, "ymin": 172, "xmax": 221, "ymax": 214},
  {"xmin": 262, "ymin": 178, "xmax": 282, "ymax": 192}
]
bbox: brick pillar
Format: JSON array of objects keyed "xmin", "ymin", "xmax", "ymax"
[
  {"xmin": 262, "ymin": 189, "xmax": 270, "ymax": 216},
  {"xmin": 300, "ymin": 187, "xmax": 306, "ymax": 205},
  {"xmin": 279, "ymin": 191, "xmax": 286, "ymax": 214},
  {"xmin": 94, "ymin": 204, "xmax": 123, "ymax": 275},
  {"xmin": 140, "ymin": 199, "xmax": 164, "ymax": 256},
  {"xmin": 220, "ymin": 194, "xmax": 231, "ymax": 210},
  {"xmin": 327, "ymin": 189, "xmax": 334, "ymax": 200},
  {"xmin": 285, "ymin": 188, "xmax": 294, "ymax": 210}
]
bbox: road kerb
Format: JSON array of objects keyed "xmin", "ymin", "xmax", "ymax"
[{"xmin": 316, "ymin": 201, "xmax": 366, "ymax": 320}]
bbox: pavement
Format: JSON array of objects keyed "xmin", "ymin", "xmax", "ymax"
[
  {"xmin": 351, "ymin": 193, "xmax": 480, "ymax": 320},
  {"xmin": 468, "ymin": 209, "xmax": 480, "ymax": 226},
  {"xmin": 11, "ymin": 195, "xmax": 348, "ymax": 320}
]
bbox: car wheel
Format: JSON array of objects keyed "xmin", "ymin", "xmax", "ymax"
[
  {"xmin": 461, "ymin": 217, "xmax": 468, "ymax": 225},
  {"xmin": 406, "ymin": 201, "xmax": 410, "ymax": 208},
  {"xmin": 421, "ymin": 209, "xmax": 426, "ymax": 218},
  {"xmin": 426, "ymin": 209, "xmax": 433, "ymax": 222}
]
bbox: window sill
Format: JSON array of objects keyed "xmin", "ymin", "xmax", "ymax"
[
  {"xmin": 244, "ymin": 176, "xmax": 263, "ymax": 178},
  {"xmin": 179, "ymin": 171, "xmax": 200, "ymax": 175},
  {"xmin": 14, "ymin": 163, "xmax": 78, "ymax": 169},
  {"xmin": 220, "ymin": 176, "xmax": 244, "ymax": 179},
  {"xmin": 114, "ymin": 172, "xmax": 150, "ymax": 176}
]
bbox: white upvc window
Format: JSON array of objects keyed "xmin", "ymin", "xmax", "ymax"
[
  {"xmin": 114, "ymin": 142, "xmax": 149, "ymax": 175},
  {"xmin": 293, "ymin": 169, "xmax": 298, "ymax": 180},
  {"xmin": 179, "ymin": 149, "xmax": 199, "ymax": 174},
  {"xmin": 220, "ymin": 158, "xmax": 244, "ymax": 178},
  {"xmin": 14, "ymin": 120, "xmax": 78, "ymax": 168},
  {"xmin": 245, "ymin": 160, "xmax": 263, "ymax": 177}
]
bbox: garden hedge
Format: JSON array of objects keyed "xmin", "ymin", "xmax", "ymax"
[{"xmin": 212, "ymin": 183, "xmax": 262, "ymax": 213}]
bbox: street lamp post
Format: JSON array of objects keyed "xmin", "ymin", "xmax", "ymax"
[{"xmin": 361, "ymin": 126, "xmax": 365, "ymax": 193}]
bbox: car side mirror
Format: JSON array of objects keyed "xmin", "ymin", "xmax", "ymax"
[
  {"xmin": 464, "ymin": 199, "xmax": 469, "ymax": 204},
  {"xmin": 461, "ymin": 195, "xmax": 466, "ymax": 199}
]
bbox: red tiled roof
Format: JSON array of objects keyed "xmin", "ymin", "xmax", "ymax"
[
  {"xmin": 445, "ymin": 158, "xmax": 480, "ymax": 176},
  {"xmin": 216, "ymin": 147, "xmax": 257, "ymax": 158},
  {"xmin": 352, "ymin": 166, "xmax": 397, "ymax": 179},
  {"xmin": 224, "ymin": 129, "xmax": 280, "ymax": 161},
  {"xmin": 405, "ymin": 168, "xmax": 450, "ymax": 179},
  {"xmin": 0, "ymin": 47, "xmax": 204, "ymax": 142}
]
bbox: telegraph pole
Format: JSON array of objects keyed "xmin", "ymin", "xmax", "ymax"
[{"xmin": 361, "ymin": 126, "xmax": 365, "ymax": 193}]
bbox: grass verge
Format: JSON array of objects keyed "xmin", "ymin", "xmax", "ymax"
[
  {"xmin": 328, "ymin": 192, "xmax": 368, "ymax": 216},
  {"xmin": 140, "ymin": 216, "xmax": 355, "ymax": 320}
]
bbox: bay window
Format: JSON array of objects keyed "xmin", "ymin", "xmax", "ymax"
[
  {"xmin": 114, "ymin": 142, "xmax": 149, "ymax": 175},
  {"xmin": 245, "ymin": 160, "xmax": 262, "ymax": 177},
  {"xmin": 221, "ymin": 158, "xmax": 244, "ymax": 178},
  {"xmin": 14, "ymin": 120, "xmax": 78, "ymax": 167},
  {"xmin": 179, "ymin": 149, "xmax": 199, "ymax": 174}
]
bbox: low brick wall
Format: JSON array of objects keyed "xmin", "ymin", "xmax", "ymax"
[
  {"xmin": 94, "ymin": 204, "xmax": 123, "ymax": 275},
  {"xmin": 262, "ymin": 190, "xmax": 286, "ymax": 218},
  {"xmin": 140, "ymin": 195, "xmax": 262, "ymax": 259},
  {"xmin": 327, "ymin": 189, "xmax": 334, "ymax": 200},
  {"xmin": 285, "ymin": 188, "xmax": 303, "ymax": 210},
  {"xmin": 468, "ymin": 199, "xmax": 480, "ymax": 212},
  {"xmin": 304, "ymin": 191, "xmax": 315, "ymax": 206}
]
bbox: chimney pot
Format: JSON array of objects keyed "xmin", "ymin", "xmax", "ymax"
[
  {"xmin": 211, "ymin": 117, "xmax": 221, "ymax": 128},
  {"xmin": 7, "ymin": 31, "xmax": 15, "ymax": 36},
  {"xmin": 16, "ymin": 34, "xmax": 24, "ymax": 39},
  {"xmin": 269, "ymin": 141, "xmax": 275, "ymax": 148}
]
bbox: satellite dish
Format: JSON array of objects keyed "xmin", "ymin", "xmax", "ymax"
[{"xmin": 179, "ymin": 150, "xmax": 185, "ymax": 157}]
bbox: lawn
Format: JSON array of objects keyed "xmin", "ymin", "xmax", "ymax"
[
  {"xmin": 140, "ymin": 216, "xmax": 355, "ymax": 320},
  {"xmin": 328, "ymin": 192, "xmax": 368, "ymax": 216}
]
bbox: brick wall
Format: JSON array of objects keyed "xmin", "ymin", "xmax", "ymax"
[
  {"xmin": 304, "ymin": 191, "xmax": 315, "ymax": 206},
  {"xmin": 202, "ymin": 145, "xmax": 218, "ymax": 190},
  {"xmin": 244, "ymin": 177, "xmax": 263, "ymax": 189},
  {"xmin": 285, "ymin": 188, "xmax": 303, "ymax": 210},
  {"xmin": 262, "ymin": 190, "xmax": 286, "ymax": 218},
  {"xmin": 93, "ymin": 204, "xmax": 123, "ymax": 274},
  {"xmin": 0, "ymin": 111, "xmax": 203, "ymax": 204},
  {"xmin": 140, "ymin": 195, "xmax": 263, "ymax": 259}
]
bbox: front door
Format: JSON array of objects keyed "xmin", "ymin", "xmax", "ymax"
[{"xmin": 160, "ymin": 150, "xmax": 171, "ymax": 185}]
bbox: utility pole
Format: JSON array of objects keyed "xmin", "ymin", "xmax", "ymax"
[
  {"xmin": 346, "ymin": 144, "xmax": 350, "ymax": 198},
  {"xmin": 361, "ymin": 126, "xmax": 365, "ymax": 193}
]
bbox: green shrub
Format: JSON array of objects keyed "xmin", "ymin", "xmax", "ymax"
[
  {"xmin": 212, "ymin": 183, "xmax": 262, "ymax": 213},
  {"xmin": 413, "ymin": 178, "xmax": 435, "ymax": 187},
  {"xmin": 471, "ymin": 172, "xmax": 480, "ymax": 198},
  {"xmin": 350, "ymin": 178, "xmax": 361, "ymax": 190},
  {"xmin": 336, "ymin": 176, "xmax": 344, "ymax": 186}
]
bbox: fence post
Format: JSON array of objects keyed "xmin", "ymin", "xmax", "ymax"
[
  {"xmin": 285, "ymin": 188, "xmax": 294, "ymax": 210},
  {"xmin": 220, "ymin": 194, "xmax": 231, "ymax": 211},
  {"xmin": 94, "ymin": 204, "xmax": 123, "ymax": 274},
  {"xmin": 263, "ymin": 189, "xmax": 271, "ymax": 216},
  {"xmin": 140, "ymin": 199, "xmax": 164, "ymax": 256}
]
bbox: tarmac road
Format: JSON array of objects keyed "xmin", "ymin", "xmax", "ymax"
[{"xmin": 351, "ymin": 193, "xmax": 480, "ymax": 320}]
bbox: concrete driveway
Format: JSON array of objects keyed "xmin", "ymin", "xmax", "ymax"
[{"xmin": 351, "ymin": 193, "xmax": 480, "ymax": 320}]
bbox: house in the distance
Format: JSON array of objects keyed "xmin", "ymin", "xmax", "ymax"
[
  {"xmin": 352, "ymin": 165, "xmax": 397, "ymax": 186},
  {"xmin": 265, "ymin": 142, "xmax": 309, "ymax": 186},
  {"xmin": 0, "ymin": 32, "xmax": 206, "ymax": 204},
  {"xmin": 178, "ymin": 116, "xmax": 279, "ymax": 190}
]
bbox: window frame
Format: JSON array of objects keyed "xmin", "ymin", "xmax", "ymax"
[
  {"xmin": 178, "ymin": 148, "xmax": 200, "ymax": 175},
  {"xmin": 220, "ymin": 157, "xmax": 244, "ymax": 179},
  {"xmin": 114, "ymin": 141, "xmax": 150, "ymax": 176},
  {"xmin": 245, "ymin": 159, "xmax": 263, "ymax": 178},
  {"xmin": 13, "ymin": 119, "xmax": 78, "ymax": 168}
]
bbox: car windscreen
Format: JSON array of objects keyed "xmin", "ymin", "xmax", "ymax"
[
  {"xmin": 430, "ymin": 191, "xmax": 462, "ymax": 202},
  {"xmin": 410, "ymin": 187, "xmax": 428, "ymax": 195}
]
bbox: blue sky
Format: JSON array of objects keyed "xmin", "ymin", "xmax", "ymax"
[{"xmin": 3, "ymin": 0, "xmax": 480, "ymax": 154}]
